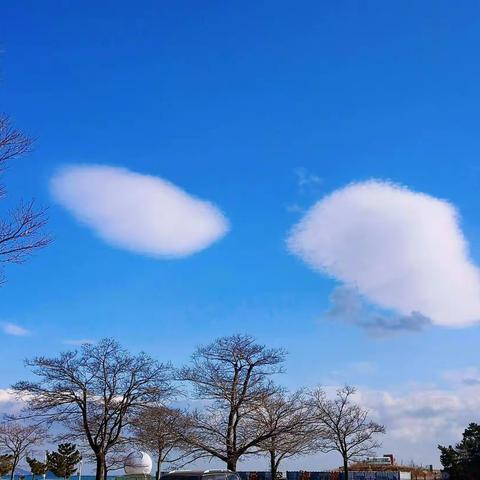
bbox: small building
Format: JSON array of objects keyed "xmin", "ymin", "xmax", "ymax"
[{"xmin": 363, "ymin": 455, "xmax": 395, "ymax": 466}]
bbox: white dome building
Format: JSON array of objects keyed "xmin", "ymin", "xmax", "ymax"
[{"xmin": 124, "ymin": 451, "xmax": 153, "ymax": 476}]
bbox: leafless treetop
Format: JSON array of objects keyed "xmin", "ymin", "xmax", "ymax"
[
  {"xmin": 309, "ymin": 386, "xmax": 385, "ymax": 462},
  {"xmin": 254, "ymin": 390, "xmax": 318, "ymax": 457},
  {"xmin": 178, "ymin": 334, "xmax": 287, "ymax": 470},
  {"xmin": 180, "ymin": 333, "xmax": 286, "ymax": 403}
]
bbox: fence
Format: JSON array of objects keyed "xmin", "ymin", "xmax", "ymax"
[
  {"xmin": 238, "ymin": 471, "xmax": 445, "ymax": 480},
  {"xmin": 237, "ymin": 474, "xmax": 272, "ymax": 480},
  {"xmin": 286, "ymin": 472, "xmax": 410, "ymax": 480}
]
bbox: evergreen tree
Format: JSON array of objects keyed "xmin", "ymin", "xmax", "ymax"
[
  {"xmin": 27, "ymin": 457, "xmax": 48, "ymax": 480},
  {"xmin": 439, "ymin": 423, "xmax": 480, "ymax": 479},
  {"xmin": 0, "ymin": 455, "xmax": 13, "ymax": 477},
  {"xmin": 47, "ymin": 443, "xmax": 82, "ymax": 479}
]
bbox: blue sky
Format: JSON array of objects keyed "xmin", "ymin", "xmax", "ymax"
[{"xmin": 2, "ymin": 0, "xmax": 480, "ymax": 468}]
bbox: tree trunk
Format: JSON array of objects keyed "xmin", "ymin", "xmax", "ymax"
[
  {"xmin": 10, "ymin": 456, "xmax": 19, "ymax": 480},
  {"xmin": 343, "ymin": 456, "xmax": 348, "ymax": 480},
  {"xmin": 269, "ymin": 450, "xmax": 277, "ymax": 479},
  {"xmin": 227, "ymin": 457, "xmax": 237, "ymax": 472},
  {"xmin": 95, "ymin": 453, "xmax": 105, "ymax": 480},
  {"xmin": 156, "ymin": 452, "xmax": 162, "ymax": 480}
]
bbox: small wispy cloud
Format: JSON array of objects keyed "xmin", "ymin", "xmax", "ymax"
[
  {"xmin": 285, "ymin": 203, "xmax": 304, "ymax": 214},
  {"xmin": 323, "ymin": 360, "xmax": 377, "ymax": 385},
  {"xmin": 442, "ymin": 367, "xmax": 480, "ymax": 386},
  {"xmin": 349, "ymin": 361, "xmax": 377, "ymax": 375},
  {"xmin": 63, "ymin": 339, "xmax": 95, "ymax": 346},
  {"xmin": 285, "ymin": 168, "xmax": 322, "ymax": 214},
  {"xmin": 295, "ymin": 167, "xmax": 322, "ymax": 193},
  {"xmin": 2, "ymin": 322, "xmax": 31, "ymax": 336}
]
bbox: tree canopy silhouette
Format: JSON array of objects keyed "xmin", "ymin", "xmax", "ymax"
[{"xmin": 439, "ymin": 422, "xmax": 480, "ymax": 479}]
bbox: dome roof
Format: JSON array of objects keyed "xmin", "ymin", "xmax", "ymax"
[{"xmin": 124, "ymin": 450, "xmax": 153, "ymax": 475}]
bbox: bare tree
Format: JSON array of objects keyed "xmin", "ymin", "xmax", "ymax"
[
  {"xmin": 84, "ymin": 440, "xmax": 129, "ymax": 480},
  {"xmin": 12, "ymin": 338, "xmax": 174, "ymax": 480},
  {"xmin": 308, "ymin": 386, "xmax": 385, "ymax": 480},
  {"xmin": 131, "ymin": 406, "xmax": 198, "ymax": 480},
  {"xmin": 253, "ymin": 390, "xmax": 318, "ymax": 479},
  {"xmin": 0, "ymin": 422, "xmax": 46, "ymax": 480},
  {"xmin": 0, "ymin": 115, "xmax": 50, "ymax": 280},
  {"xmin": 103, "ymin": 443, "xmax": 128, "ymax": 478},
  {"xmin": 178, "ymin": 334, "xmax": 286, "ymax": 471}
]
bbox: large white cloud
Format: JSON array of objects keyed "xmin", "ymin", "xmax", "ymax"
[
  {"xmin": 354, "ymin": 380, "xmax": 480, "ymax": 466},
  {"xmin": 51, "ymin": 165, "xmax": 229, "ymax": 258},
  {"xmin": 287, "ymin": 180, "xmax": 480, "ymax": 327}
]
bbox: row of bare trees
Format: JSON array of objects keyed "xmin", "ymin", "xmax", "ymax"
[{"xmin": 7, "ymin": 335, "xmax": 384, "ymax": 480}]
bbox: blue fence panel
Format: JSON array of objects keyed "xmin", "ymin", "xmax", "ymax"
[
  {"xmin": 286, "ymin": 472, "xmax": 300, "ymax": 480},
  {"xmin": 309, "ymin": 473, "xmax": 332, "ymax": 480},
  {"xmin": 237, "ymin": 472, "xmax": 272, "ymax": 480},
  {"xmin": 287, "ymin": 472, "xmax": 402, "ymax": 480},
  {"xmin": 340, "ymin": 474, "xmax": 399, "ymax": 480},
  {"xmin": 287, "ymin": 472, "xmax": 335, "ymax": 480}
]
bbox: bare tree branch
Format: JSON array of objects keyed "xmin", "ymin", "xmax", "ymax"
[
  {"xmin": 251, "ymin": 390, "xmax": 318, "ymax": 478},
  {"xmin": 178, "ymin": 334, "xmax": 286, "ymax": 471},
  {"xmin": 308, "ymin": 386, "xmax": 385, "ymax": 479},
  {"xmin": 0, "ymin": 115, "xmax": 33, "ymax": 166},
  {"xmin": 131, "ymin": 406, "xmax": 203, "ymax": 480},
  {"xmin": 0, "ymin": 114, "xmax": 50, "ymax": 282}
]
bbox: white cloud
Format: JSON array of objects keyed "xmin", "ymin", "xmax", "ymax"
[
  {"xmin": 348, "ymin": 361, "xmax": 377, "ymax": 375},
  {"xmin": 310, "ymin": 380, "xmax": 480, "ymax": 467},
  {"xmin": 2, "ymin": 322, "xmax": 31, "ymax": 336},
  {"xmin": 357, "ymin": 382, "xmax": 480, "ymax": 465},
  {"xmin": 63, "ymin": 339, "xmax": 95, "ymax": 346},
  {"xmin": 322, "ymin": 361, "xmax": 377, "ymax": 385},
  {"xmin": 287, "ymin": 180, "xmax": 480, "ymax": 328},
  {"xmin": 442, "ymin": 367, "xmax": 480, "ymax": 386},
  {"xmin": 357, "ymin": 386, "xmax": 467, "ymax": 442},
  {"xmin": 285, "ymin": 203, "xmax": 304, "ymax": 214},
  {"xmin": 0, "ymin": 389, "xmax": 25, "ymax": 415},
  {"xmin": 50, "ymin": 165, "xmax": 229, "ymax": 258}
]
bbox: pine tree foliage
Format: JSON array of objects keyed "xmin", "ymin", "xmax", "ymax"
[
  {"xmin": 47, "ymin": 443, "xmax": 82, "ymax": 479},
  {"xmin": 0, "ymin": 455, "xmax": 13, "ymax": 477},
  {"xmin": 439, "ymin": 423, "xmax": 480, "ymax": 479},
  {"xmin": 27, "ymin": 457, "xmax": 48, "ymax": 480}
]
